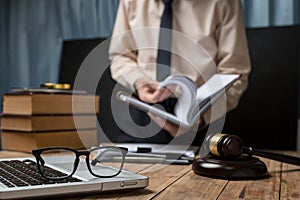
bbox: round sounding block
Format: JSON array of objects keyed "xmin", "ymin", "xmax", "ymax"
[{"xmin": 192, "ymin": 154, "xmax": 269, "ymax": 180}]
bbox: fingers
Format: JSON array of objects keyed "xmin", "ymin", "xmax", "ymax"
[
  {"xmin": 149, "ymin": 86, "xmax": 174, "ymax": 103},
  {"xmin": 156, "ymin": 87, "xmax": 173, "ymax": 102},
  {"xmin": 137, "ymin": 82, "xmax": 159, "ymax": 103},
  {"xmin": 137, "ymin": 84, "xmax": 174, "ymax": 103}
]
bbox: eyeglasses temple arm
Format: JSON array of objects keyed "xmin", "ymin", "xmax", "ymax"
[
  {"xmin": 91, "ymin": 158, "xmax": 99, "ymax": 166},
  {"xmin": 90, "ymin": 148, "xmax": 128, "ymax": 166}
]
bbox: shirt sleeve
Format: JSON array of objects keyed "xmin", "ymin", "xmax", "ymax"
[
  {"xmin": 109, "ymin": 0, "xmax": 152, "ymax": 91},
  {"xmin": 202, "ymin": 0, "xmax": 251, "ymax": 125}
]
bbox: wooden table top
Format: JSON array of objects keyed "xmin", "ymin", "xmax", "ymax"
[{"xmin": 1, "ymin": 150, "xmax": 300, "ymax": 200}]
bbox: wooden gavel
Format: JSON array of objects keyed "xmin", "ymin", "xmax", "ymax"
[{"xmin": 209, "ymin": 134, "xmax": 300, "ymax": 166}]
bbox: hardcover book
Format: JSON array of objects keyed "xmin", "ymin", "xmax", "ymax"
[
  {"xmin": 1, "ymin": 129, "xmax": 97, "ymax": 152},
  {"xmin": 0, "ymin": 115, "xmax": 97, "ymax": 132},
  {"xmin": 2, "ymin": 93, "xmax": 100, "ymax": 115},
  {"xmin": 117, "ymin": 73, "xmax": 240, "ymax": 128}
]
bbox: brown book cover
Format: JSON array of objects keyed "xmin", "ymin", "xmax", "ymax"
[
  {"xmin": 1, "ymin": 129, "xmax": 98, "ymax": 152},
  {"xmin": 2, "ymin": 93, "xmax": 100, "ymax": 115},
  {"xmin": 1, "ymin": 115, "xmax": 97, "ymax": 132}
]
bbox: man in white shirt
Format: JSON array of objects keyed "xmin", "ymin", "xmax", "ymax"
[{"xmin": 108, "ymin": 0, "xmax": 251, "ymax": 144}]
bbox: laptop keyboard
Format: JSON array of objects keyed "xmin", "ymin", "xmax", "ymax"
[{"xmin": 0, "ymin": 160, "xmax": 81, "ymax": 188}]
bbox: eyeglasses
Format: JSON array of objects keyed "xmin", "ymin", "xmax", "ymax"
[{"xmin": 32, "ymin": 147, "xmax": 127, "ymax": 181}]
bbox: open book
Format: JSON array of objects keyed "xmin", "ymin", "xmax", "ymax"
[{"xmin": 117, "ymin": 73, "xmax": 240, "ymax": 128}]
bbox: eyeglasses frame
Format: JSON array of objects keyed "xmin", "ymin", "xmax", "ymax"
[{"xmin": 32, "ymin": 146, "xmax": 128, "ymax": 181}]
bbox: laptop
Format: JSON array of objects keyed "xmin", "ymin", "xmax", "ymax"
[{"xmin": 0, "ymin": 155, "xmax": 148, "ymax": 199}]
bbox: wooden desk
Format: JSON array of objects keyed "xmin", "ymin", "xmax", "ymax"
[{"xmin": 1, "ymin": 151, "xmax": 300, "ymax": 199}]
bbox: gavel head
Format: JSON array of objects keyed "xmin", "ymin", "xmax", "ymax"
[{"xmin": 209, "ymin": 134, "xmax": 244, "ymax": 159}]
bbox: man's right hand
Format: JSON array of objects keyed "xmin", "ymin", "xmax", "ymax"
[{"xmin": 134, "ymin": 77, "xmax": 172, "ymax": 104}]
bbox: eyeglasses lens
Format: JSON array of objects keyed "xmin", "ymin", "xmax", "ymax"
[
  {"xmin": 39, "ymin": 149, "xmax": 77, "ymax": 179},
  {"xmin": 89, "ymin": 148, "xmax": 124, "ymax": 177}
]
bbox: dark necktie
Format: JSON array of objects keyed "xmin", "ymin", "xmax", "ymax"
[{"xmin": 156, "ymin": 0, "xmax": 173, "ymax": 81}]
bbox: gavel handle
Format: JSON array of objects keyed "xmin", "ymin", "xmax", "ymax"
[{"xmin": 243, "ymin": 147, "xmax": 300, "ymax": 166}]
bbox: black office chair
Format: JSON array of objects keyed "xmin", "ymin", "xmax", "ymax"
[
  {"xmin": 223, "ymin": 26, "xmax": 300, "ymax": 150},
  {"xmin": 58, "ymin": 38, "xmax": 124, "ymax": 143}
]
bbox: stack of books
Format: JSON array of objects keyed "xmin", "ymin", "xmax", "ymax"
[{"xmin": 0, "ymin": 92, "xmax": 100, "ymax": 152}]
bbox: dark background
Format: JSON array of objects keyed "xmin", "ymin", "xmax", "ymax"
[{"xmin": 58, "ymin": 26, "xmax": 300, "ymax": 150}]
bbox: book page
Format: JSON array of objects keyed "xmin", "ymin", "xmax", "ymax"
[
  {"xmin": 158, "ymin": 75, "xmax": 197, "ymax": 125},
  {"xmin": 196, "ymin": 74, "xmax": 240, "ymax": 102},
  {"xmin": 191, "ymin": 74, "xmax": 240, "ymax": 123}
]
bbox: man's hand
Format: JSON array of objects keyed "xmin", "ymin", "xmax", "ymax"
[
  {"xmin": 134, "ymin": 77, "xmax": 172, "ymax": 104},
  {"xmin": 134, "ymin": 77, "xmax": 205, "ymax": 137}
]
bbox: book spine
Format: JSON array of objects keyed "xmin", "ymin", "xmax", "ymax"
[
  {"xmin": 2, "ymin": 94, "xmax": 100, "ymax": 115},
  {"xmin": 1, "ymin": 130, "xmax": 98, "ymax": 153},
  {"xmin": 0, "ymin": 115, "xmax": 97, "ymax": 132}
]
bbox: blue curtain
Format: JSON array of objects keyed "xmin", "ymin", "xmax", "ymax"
[
  {"xmin": 0, "ymin": 0, "xmax": 119, "ymax": 99},
  {"xmin": 242, "ymin": 0, "xmax": 300, "ymax": 27},
  {"xmin": 1, "ymin": 0, "xmax": 300, "ymax": 100}
]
